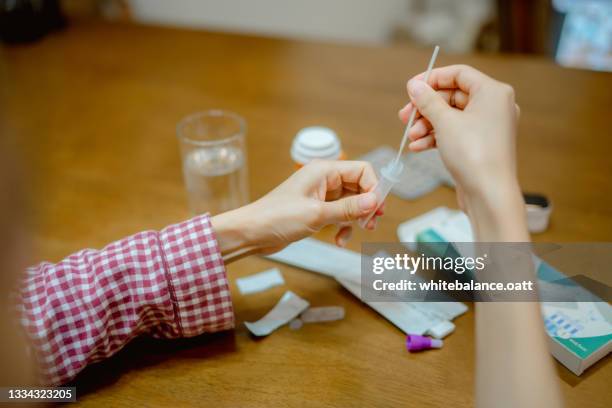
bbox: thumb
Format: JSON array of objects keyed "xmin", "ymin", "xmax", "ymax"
[
  {"xmin": 320, "ymin": 192, "xmax": 377, "ymax": 224},
  {"xmin": 408, "ymin": 79, "xmax": 451, "ymax": 126}
]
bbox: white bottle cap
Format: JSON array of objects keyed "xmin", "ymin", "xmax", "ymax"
[
  {"xmin": 524, "ymin": 194, "xmax": 552, "ymax": 234},
  {"xmin": 291, "ymin": 126, "xmax": 342, "ymax": 165}
]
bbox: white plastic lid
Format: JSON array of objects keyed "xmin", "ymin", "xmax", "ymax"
[
  {"xmin": 526, "ymin": 203, "xmax": 552, "ymax": 233},
  {"xmin": 291, "ymin": 126, "xmax": 342, "ymax": 165}
]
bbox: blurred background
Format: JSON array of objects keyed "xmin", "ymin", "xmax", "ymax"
[{"xmin": 1, "ymin": 0, "xmax": 610, "ymax": 72}]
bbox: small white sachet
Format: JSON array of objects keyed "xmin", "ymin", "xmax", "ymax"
[
  {"xmin": 300, "ymin": 306, "xmax": 345, "ymax": 323},
  {"xmin": 236, "ymin": 267, "xmax": 285, "ymax": 295},
  {"xmin": 245, "ymin": 291, "xmax": 310, "ymax": 337}
]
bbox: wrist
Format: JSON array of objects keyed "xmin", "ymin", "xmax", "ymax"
[
  {"xmin": 211, "ymin": 205, "xmax": 260, "ymax": 260},
  {"xmin": 463, "ymin": 177, "xmax": 529, "ymax": 242},
  {"xmin": 468, "ymin": 176, "xmax": 521, "ymax": 213}
]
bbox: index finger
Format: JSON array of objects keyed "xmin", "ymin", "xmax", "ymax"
[{"xmin": 409, "ymin": 64, "xmax": 493, "ymax": 94}]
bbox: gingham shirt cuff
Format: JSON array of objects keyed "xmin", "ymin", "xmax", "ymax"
[
  {"xmin": 158, "ymin": 214, "xmax": 235, "ymax": 337},
  {"xmin": 17, "ymin": 214, "xmax": 234, "ymax": 385}
]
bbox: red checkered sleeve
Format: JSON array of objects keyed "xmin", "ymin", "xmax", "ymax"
[{"xmin": 15, "ymin": 214, "xmax": 234, "ymax": 386}]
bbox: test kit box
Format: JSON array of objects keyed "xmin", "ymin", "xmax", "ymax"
[
  {"xmin": 538, "ymin": 262, "xmax": 612, "ymax": 376},
  {"xmin": 542, "ymin": 301, "xmax": 611, "ymax": 375}
]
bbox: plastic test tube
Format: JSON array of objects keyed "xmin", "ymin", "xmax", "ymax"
[{"xmin": 358, "ymin": 159, "xmax": 404, "ymax": 229}]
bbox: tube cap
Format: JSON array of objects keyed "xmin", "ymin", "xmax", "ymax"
[{"xmin": 406, "ymin": 334, "xmax": 444, "ymax": 352}]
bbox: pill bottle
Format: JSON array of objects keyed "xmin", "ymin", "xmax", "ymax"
[{"xmin": 290, "ymin": 126, "xmax": 345, "ymax": 167}]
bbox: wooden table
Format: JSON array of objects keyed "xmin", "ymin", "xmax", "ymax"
[{"xmin": 2, "ymin": 21, "xmax": 611, "ymax": 407}]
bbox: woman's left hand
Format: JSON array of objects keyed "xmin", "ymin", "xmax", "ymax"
[{"xmin": 212, "ymin": 160, "xmax": 382, "ymax": 258}]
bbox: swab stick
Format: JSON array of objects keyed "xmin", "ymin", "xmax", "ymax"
[{"xmin": 359, "ymin": 46, "xmax": 440, "ymax": 230}]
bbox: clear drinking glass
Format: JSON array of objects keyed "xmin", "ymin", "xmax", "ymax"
[{"xmin": 176, "ymin": 110, "xmax": 249, "ymax": 215}]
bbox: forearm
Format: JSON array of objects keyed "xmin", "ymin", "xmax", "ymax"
[
  {"xmin": 467, "ymin": 182, "xmax": 563, "ymax": 408},
  {"xmin": 476, "ymin": 302, "xmax": 562, "ymax": 408},
  {"xmin": 17, "ymin": 215, "xmax": 234, "ymax": 385}
]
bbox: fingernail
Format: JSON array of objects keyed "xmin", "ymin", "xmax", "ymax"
[
  {"xmin": 358, "ymin": 192, "xmax": 377, "ymax": 212},
  {"xmin": 408, "ymin": 80, "xmax": 426, "ymax": 97}
]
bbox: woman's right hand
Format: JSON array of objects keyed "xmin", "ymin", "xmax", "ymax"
[
  {"xmin": 399, "ymin": 66, "xmax": 563, "ymax": 408},
  {"xmin": 398, "ymin": 64, "xmax": 527, "ymax": 240}
]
